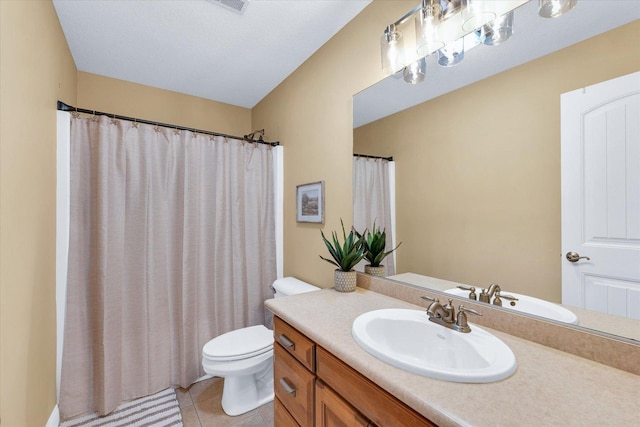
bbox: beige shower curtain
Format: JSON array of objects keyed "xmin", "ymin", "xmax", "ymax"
[
  {"xmin": 353, "ymin": 156, "xmax": 395, "ymax": 275},
  {"xmin": 59, "ymin": 115, "xmax": 276, "ymax": 420}
]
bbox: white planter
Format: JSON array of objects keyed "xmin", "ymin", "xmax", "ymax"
[
  {"xmin": 334, "ymin": 270, "xmax": 357, "ymax": 292},
  {"xmin": 364, "ymin": 265, "xmax": 386, "ymax": 277}
]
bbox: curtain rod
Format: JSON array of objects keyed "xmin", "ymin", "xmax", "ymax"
[
  {"xmin": 57, "ymin": 101, "xmax": 280, "ymax": 146},
  {"xmin": 353, "ymin": 153, "xmax": 393, "ymax": 161}
]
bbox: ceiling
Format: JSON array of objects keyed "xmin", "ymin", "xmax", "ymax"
[
  {"xmin": 354, "ymin": 1, "xmax": 640, "ymax": 127},
  {"xmin": 52, "ymin": 0, "xmax": 372, "ymax": 109},
  {"xmin": 52, "ymin": 0, "xmax": 639, "ymax": 125}
]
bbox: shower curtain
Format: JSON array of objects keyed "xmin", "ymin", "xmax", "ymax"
[
  {"xmin": 59, "ymin": 115, "xmax": 276, "ymax": 419},
  {"xmin": 353, "ymin": 156, "xmax": 396, "ymax": 276}
]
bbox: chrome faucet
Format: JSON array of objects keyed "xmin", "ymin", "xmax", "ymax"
[{"xmin": 421, "ymin": 296, "xmax": 482, "ymax": 333}]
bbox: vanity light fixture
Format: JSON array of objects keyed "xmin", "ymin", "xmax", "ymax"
[
  {"xmin": 381, "ymin": 0, "xmax": 578, "ymax": 84},
  {"xmin": 461, "ymin": 0, "xmax": 497, "ymax": 32},
  {"xmin": 380, "ymin": 24, "xmax": 404, "ymax": 74},
  {"xmin": 481, "ymin": 11, "xmax": 515, "ymax": 45},
  {"xmin": 404, "ymin": 57, "xmax": 427, "ymax": 84},
  {"xmin": 415, "ymin": 0, "xmax": 445, "ymax": 57},
  {"xmin": 437, "ymin": 37, "xmax": 464, "ymax": 67},
  {"xmin": 381, "ymin": 24, "xmax": 405, "ymax": 74},
  {"xmin": 538, "ymin": 0, "xmax": 577, "ymax": 18}
]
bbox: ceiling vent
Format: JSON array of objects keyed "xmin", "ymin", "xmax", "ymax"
[{"xmin": 207, "ymin": 0, "xmax": 249, "ymax": 15}]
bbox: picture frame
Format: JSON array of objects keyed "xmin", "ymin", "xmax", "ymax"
[{"xmin": 296, "ymin": 181, "xmax": 324, "ymax": 223}]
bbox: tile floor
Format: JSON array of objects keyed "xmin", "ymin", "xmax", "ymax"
[{"xmin": 176, "ymin": 377, "xmax": 274, "ymax": 427}]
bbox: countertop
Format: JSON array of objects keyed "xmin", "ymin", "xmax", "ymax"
[{"xmin": 265, "ymin": 287, "xmax": 640, "ymax": 427}]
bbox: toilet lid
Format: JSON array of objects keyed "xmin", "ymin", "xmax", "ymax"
[{"xmin": 203, "ymin": 325, "xmax": 273, "ymax": 360}]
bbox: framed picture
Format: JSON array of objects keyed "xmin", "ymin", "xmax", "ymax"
[{"xmin": 296, "ymin": 181, "xmax": 324, "ymax": 223}]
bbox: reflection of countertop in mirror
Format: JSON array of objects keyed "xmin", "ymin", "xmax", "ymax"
[
  {"xmin": 389, "ymin": 272, "xmax": 640, "ymax": 342},
  {"xmin": 266, "ymin": 288, "xmax": 640, "ymax": 426}
]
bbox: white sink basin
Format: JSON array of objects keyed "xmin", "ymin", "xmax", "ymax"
[
  {"xmin": 352, "ymin": 309, "xmax": 516, "ymax": 383},
  {"xmin": 444, "ymin": 288, "xmax": 579, "ymax": 325}
]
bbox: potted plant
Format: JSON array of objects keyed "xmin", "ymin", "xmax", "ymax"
[
  {"xmin": 357, "ymin": 221, "xmax": 401, "ymax": 277},
  {"xmin": 320, "ymin": 219, "xmax": 365, "ymax": 292}
]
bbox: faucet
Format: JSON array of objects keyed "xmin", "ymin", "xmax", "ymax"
[
  {"xmin": 477, "ymin": 283, "xmax": 519, "ymax": 306},
  {"xmin": 425, "ymin": 297, "xmax": 455, "ymax": 323},
  {"xmin": 479, "ymin": 283, "xmax": 501, "ymax": 303},
  {"xmin": 420, "ymin": 296, "xmax": 482, "ymax": 333}
]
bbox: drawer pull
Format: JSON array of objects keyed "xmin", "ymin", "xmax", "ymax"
[
  {"xmin": 279, "ymin": 378, "xmax": 296, "ymax": 397},
  {"xmin": 278, "ymin": 334, "xmax": 296, "ymax": 350}
]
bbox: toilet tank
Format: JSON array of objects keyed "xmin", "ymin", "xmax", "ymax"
[{"xmin": 272, "ymin": 277, "xmax": 319, "ymax": 298}]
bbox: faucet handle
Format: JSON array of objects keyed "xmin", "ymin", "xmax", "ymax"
[
  {"xmin": 493, "ymin": 291, "xmax": 518, "ymax": 306},
  {"xmin": 457, "ymin": 285, "xmax": 477, "ymax": 300},
  {"xmin": 421, "ymin": 295, "xmax": 439, "ymax": 303},
  {"xmin": 496, "ymin": 292, "xmax": 518, "ymax": 301},
  {"xmin": 455, "ymin": 305, "xmax": 481, "ymax": 333},
  {"xmin": 459, "ymin": 305, "xmax": 481, "ymax": 316}
]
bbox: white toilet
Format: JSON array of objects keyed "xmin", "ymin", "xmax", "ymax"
[{"xmin": 201, "ymin": 277, "xmax": 319, "ymax": 416}]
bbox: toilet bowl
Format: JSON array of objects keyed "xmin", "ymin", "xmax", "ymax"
[{"xmin": 201, "ymin": 277, "xmax": 319, "ymax": 416}]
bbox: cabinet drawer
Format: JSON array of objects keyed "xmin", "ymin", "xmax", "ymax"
[
  {"xmin": 274, "ymin": 343, "xmax": 315, "ymax": 427},
  {"xmin": 274, "ymin": 317, "xmax": 316, "ymax": 372},
  {"xmin": 275, "ymin": 397, "xmax": 300, "ymax": 427}
]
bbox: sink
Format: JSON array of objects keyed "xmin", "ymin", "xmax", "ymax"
[
  {"xmin": 444, "ymin": 288, "xmax": 579, "ymax": 325},
  {"xmin": 352, "ymin": 309, "xmax": 516, "ymax": 383}
]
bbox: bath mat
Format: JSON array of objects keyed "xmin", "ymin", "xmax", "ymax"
[{"xmin": 60, "ymin": 388, "xmax": 183, "ymax": 427}]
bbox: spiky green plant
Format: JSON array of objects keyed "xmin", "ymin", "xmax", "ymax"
[
  {"xmin": 319, "ymin": 219, "xmax": 365, "ymax": 272},
  {"xmin": 357, "ymin": 221, "xmax": 402, "ymax": 267}
]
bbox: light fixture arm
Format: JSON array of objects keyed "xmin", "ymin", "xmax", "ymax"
[{"xmin": 390, "ymin": 3, "xmax": 422, "ymax": 28}]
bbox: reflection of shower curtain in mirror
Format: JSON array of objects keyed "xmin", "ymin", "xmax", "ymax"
[
  {"xmin": 59, "ymin": 115, "xmax": 276, "ymax": 420},
  {"xmin": 353, "ymin": 156, "xmax": 395, "ymax": 275}
]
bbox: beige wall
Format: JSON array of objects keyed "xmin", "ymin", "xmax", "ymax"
[
  {"xmin": 0, "ymin": 1, "xmax": 77, "ymax": 426},
  {"xmin": 354, "ymin": 22, "xmax": 640, "ymax": 302},
  {"xmin": 252, "ymin": 1, "xmax": 416, "ymax": 288},
  {"xmin": 0, "ymin": 4, "xmax": 252, "ymax": 425},
  {"xmin": 77, "ymin": 72, "xmax": 252, "ymax": 137}
]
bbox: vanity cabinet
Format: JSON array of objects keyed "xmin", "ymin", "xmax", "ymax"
[{"xmin": 273, "ymin": 317, "xmax": 436, "ymax": 427}]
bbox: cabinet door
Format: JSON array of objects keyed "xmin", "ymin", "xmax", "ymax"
[{"xmin": 316, "ymin": 380, "xmax": 370, "ymax": 427}]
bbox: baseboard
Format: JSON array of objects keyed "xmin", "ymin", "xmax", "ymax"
[{"xmin": 46, "ymin": 404, "xmax": 59, "ymax": 427}]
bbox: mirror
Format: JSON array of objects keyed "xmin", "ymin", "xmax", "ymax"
[{"xmin": 353, "ymin": 1, "xmax": 640, "ymax": 342}]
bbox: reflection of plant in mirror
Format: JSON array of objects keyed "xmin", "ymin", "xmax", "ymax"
[
  {"xmin": 357, "ymin": 221, "xmax": 402, "ymax": 267},
  {"xmin": 320, "ymin": 219, "xmax": 365, "ymax": 272}
]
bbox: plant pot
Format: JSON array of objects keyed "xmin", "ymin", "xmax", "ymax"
[
  {"xmin": 364, "ymin": 265, "xmax": 386, "ymax": 277},
  {"xmin": 334, "ymin": 270, "xmax": 357, "ymax": 293}
]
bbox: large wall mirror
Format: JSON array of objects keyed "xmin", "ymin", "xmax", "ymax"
[{"xmin": 353, "ymin": 1, "xmax": 640, "ymax": 342}]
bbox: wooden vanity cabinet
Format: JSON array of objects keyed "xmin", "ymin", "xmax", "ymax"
[{"xmin": 273, "ymin": 316, "xmax": 436, "ymax": 427}]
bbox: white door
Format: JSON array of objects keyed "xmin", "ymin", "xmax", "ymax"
[{"xmin": 561, "ymin": 71, "xmax": 640, "ymax": 319}]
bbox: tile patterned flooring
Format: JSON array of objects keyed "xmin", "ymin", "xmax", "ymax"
[{"xmin": 176, "ymin": 377, "xmax": 274, "ymax": 427}]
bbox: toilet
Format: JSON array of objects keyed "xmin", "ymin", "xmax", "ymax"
[{"xmin": 201, "ymin": 277, "xmax": 319, "ymax": 416}]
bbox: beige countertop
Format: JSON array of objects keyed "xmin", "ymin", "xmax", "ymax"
[{"xmin": 265, "ymin": 287, "xmax": 640, "ymax": 427}]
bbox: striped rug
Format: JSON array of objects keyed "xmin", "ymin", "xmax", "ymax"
[{"xmin": 60, "ymin": 388, "xmax": 183, "ymax": 427}]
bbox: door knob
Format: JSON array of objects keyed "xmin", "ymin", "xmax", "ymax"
[{"xmin": 566, "ymin": 252, "xmax": 590, "ymax": 263}]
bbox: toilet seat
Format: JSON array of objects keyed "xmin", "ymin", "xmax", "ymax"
[{"xmin": 203, "ymin": 325, "xmax": 273, "ymax": 362}]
